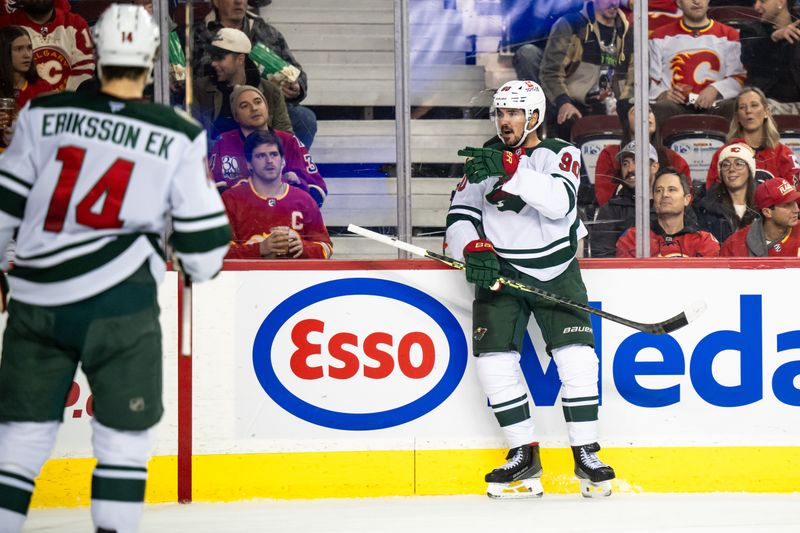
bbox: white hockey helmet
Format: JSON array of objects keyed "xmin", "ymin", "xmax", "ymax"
[
  {"xmin": 93, "ymin": 4, "xmax": 160, "ymax": 80},
  {"xmin": 491, "ymin": 80, "xmax": 547, "ymax": 147}
]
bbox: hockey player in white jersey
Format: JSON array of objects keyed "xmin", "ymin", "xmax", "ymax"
[
  {"xmin": 0, "ymin": 4, "xmax": 230, "ymax": 532},
  {"xmin": 447, "ymin": 80, "xmax": 614, "ymax": 499}
]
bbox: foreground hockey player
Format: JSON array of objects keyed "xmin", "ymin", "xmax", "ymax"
[
  {"xmin": 446, "ymin": 80, "xmax": 615, "ymax": 499},
  {"xmin": 0, "ymin": 5, "xmax": 230, "ymax": 532}
]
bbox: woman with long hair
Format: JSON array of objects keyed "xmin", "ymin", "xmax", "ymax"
[
  {"xmin": 0, "ymin": 26, "xmax": 54, "ymax": 149},
  {"xmin": 594, "ymin": 99, "xmax": 690, "ymax": 206},
  {"xmin": 0, "ymin": 25, "xmax": 54, "ymax": 109},
  {"xmin": 695, "ymin": 142, "xmax": 761, "ymax": 244},
  {"xmin": 705, "ymin": 87, "xmax": 800, "ymax": 189}
]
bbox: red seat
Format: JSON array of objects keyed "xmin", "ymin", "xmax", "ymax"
[
  {"xmin": 661, "ymin": 114, "xmax": 729, "ymax": 182},
  {"xmin": 774, "ymin": 114, "xmax": 800, "ymax": 134},
  {"xmin": 570, "ymin": 115, "xmax": 623, "ymax": 188},
  {"xmin": 774, "ymin": 114, "xmax": 800, "ymax": 162},
  {"xmin": 570, "ymin": 115, "xmax": 623, "ymax": 144},
  {"xmin": 661, "ymin": 114, "xmax": 729, "ymax": 143}
]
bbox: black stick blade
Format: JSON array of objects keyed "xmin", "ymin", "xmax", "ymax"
[{"xmin": 656, "ymin": 301, "xmax": 707, "ymax": 334}]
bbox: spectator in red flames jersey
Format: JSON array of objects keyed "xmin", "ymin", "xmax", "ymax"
[
  {"xmin": 616, "ymin": 168, "xmax": 720, "ymax": 257},
  {"xmin": 0, "ymin": 0, "xmax": 95, "ymax": 91},
  {"xmin": 721, "ymin": 178, "xmax": 800, "ymax": 257},
  {"xmin": 222, "ymin": 130, "xmax": 332, "ymax": 259},
  {"xmin": 209, "ymin": 84, "xmax": 325, "ymax": 204}
]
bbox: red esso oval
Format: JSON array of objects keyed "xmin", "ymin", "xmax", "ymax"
[
  {"xmin": 269, "ymin": 294, "xmax": 452, "ymax": 415},
  {"xmin": 289, "ymin": 318, "xmax": 436, "ymax": 380}
]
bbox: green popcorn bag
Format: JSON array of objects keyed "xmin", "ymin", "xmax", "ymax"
[
  {"xmin": 249, "ymin": 42, "xmax": 301, "ymax": 84},
  {"xmin": 168, "ymin": 31, "xmax": 186, "ymax": 82}
]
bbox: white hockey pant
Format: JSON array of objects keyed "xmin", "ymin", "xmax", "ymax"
[
  {"xmin": 475, "ymin": 351, "xmax": 536, "ymax": 448},
  {"xmin": 552, "ymin": 344, "xmax": 600, "ymax": 446},
  {"xmin": 0, "ymin": 421, "xmax": 59, "ymax": 533},
  {"xmin": 90, "ymin": 419, "xmax": 154, "ymax": 533}
]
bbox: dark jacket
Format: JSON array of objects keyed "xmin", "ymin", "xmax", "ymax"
[
  {"xmin": 740, "ymin": 17, "xmax": 800, "ymax": 103},
  {"xmin": 694, "ymin": 183, "xmax": 759, "ymax": 244},
  {"xmin": 539, "ymin": 1, "xmax": 634, "ymax": 109},
  {"xmin": 193, "ymin": 9, "xmax": 308, "ymax": 104},
  {"xmin": 590, "ymin": 184, "xmax": 636, "ymax": 257}
]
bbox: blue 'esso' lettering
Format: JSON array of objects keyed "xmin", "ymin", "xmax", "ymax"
[{"xmin": 252, "ymin": 278, "xmax": 468, "ymax": 431}]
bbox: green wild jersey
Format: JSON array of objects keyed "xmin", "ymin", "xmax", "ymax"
[
  {"xmin": 446, "ymin": 138, "xmax": 587, "ymax": 282},
  {"xmin": 0, "ymin": 91, "xmax": 231, "ymax": 306}
]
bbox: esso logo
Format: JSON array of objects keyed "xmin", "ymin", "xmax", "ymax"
[{"xmin": 252, "ymin": 278, "xmax": 468, "ymax": 430}]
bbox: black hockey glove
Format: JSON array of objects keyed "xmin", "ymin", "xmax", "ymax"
[
  {"xmin": 458, "ymin": 147, "xmax": 520, "ymax": 184},
  {"xmin": 463, "ymin": 239, "xmax": 500, "ymax": 290}
]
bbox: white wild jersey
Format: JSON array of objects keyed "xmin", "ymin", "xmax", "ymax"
[
  {"xmin": 447, "ymin": 138, "xmax": 587, "ymax": 282},
  {"xmin": 0, "ymin": 91, "xmax": 231, "ymax": 306}
]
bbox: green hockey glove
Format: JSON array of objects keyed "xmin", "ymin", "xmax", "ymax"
[
  {"xmin": 458, "ymin": 147, "xmax": 520, "ymax": 184},
  {"xmin": 463, "ymin": 239, "xmax": 500, "ymax": 290}
]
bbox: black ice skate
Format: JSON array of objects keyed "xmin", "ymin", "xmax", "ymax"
[
  {"xmin": 485, "ymin": 444, "xmax": 543, "ymax": 499},
  {"xmin": 572, "ymin": 442, "xmax": 615, "ymax": 498}
]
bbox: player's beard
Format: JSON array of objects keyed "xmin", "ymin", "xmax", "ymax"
[{"xmin": 501, "ymin": 129, "xmax": 522, "ymax": 148}]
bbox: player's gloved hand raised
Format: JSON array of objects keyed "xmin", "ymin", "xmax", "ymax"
[
  {"xmin": 463, "ymin": 240, "xmax": 500, "ymax": 290},
  {"xmin": 458, "ymin": 147, "xmax": 520, "ymax": 184}
]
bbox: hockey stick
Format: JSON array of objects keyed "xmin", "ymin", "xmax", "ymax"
[{"xmin": 347, "ymin": 224, "xmax": 706, "ymax": 335}]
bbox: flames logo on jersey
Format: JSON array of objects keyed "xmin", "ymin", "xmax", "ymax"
[
  {"xmin": 34, "ymin": 47, "xmax": 72, "ymax": 91},
  {"xmin": 670, "ymin": 50, "xmax": 721, "ymax": 92},
  {"xmin": 3, "ymin": 0, "xmax": 19, "ymax": 14}
]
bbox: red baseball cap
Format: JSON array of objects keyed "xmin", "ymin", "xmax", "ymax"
[{"xmin": 755, "ymin": 178, "xmax": 800, "ymax": 210}]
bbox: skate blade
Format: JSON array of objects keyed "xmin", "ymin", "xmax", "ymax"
[
  {"xmin": 487, "ymin": 478, "xmax": 544, "ymax": 499},
  {"xmin": 579, "ymin": 478, "xmax": 612, "ymax": 498}
]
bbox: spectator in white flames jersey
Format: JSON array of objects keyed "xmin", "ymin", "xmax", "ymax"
[{"xmin": 648, "ymin": 0, "xmax": 745, "ymax": 128}]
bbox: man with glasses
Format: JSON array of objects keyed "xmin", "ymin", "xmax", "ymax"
[
  {"xmin": 721, "ymin": 177, "xmax": 800, "ymax": 256},
  {"xmin": 616, "ymin": 168, "xmax": 720, "ymax": 256}
]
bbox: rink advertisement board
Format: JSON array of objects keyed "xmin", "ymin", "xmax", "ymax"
[
  {"xmin": 198, "ymin": 263, "xmax": 800, "ymax": 449},
  {"xmin": 13, "ymin": 260, "xmax": 800, "ymax": 505}
]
